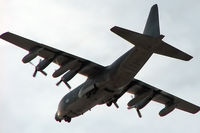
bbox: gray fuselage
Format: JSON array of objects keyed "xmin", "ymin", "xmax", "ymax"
[{"xmin": 55, "ymin": 47, "xmax": 152, "ymax": 120}]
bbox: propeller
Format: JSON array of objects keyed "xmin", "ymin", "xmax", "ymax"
[
  {"xmin": 136, "ymin": 109, "xmax": 142, "ymax": 118},
  {"xmin": 29, "ymin": 59, "xmax": 47, "ymax": 77},
  {"xmin": 56, "ymin": 80, "xmax": 62, "ymax": 86},
  {"xmin": 56, "ymin": 69, "xmax": 79, "ymax": 89},
  {"xmin": 113, "ymin": 102, "xmax": 119, "ymax": 108},
  {"xmin": 64, "ymin": 81, "xmax": 71, "ymax": 89},
  {"xmin": 129, "ymin": 95, "xmax": 142, "ymax": 118},
  {"xmin": 56, "ymin": 79, "xmax": 71, "ymax": 89}
]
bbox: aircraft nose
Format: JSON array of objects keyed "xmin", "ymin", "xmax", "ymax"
[{"xmin": 55, "ymin": 112, "xmax": 62, "ymax": 122}]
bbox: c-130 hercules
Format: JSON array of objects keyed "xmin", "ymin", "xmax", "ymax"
[{"xmin": 1, "ymin": 4, "xmax": 199, "ymax": 123}]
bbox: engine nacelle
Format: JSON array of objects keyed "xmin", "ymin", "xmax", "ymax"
[
  {"xmin": 128, "ymin": 90, "xmax": 161, "ymax": 110},
  {"xmin": 22, "ymin": 48, "xmax": 43, "ymax": 63},
  {"xmin": 53, "ymin": 60, "xmax": 81, "ymax": 78},
  {"xmin": 62, "ymin": 69, "xmax": 78, "ymax": 83},
  {"xmin": 128, "ymin": 97, "xmax": 152, "ymax": 110},
  {"xmin": 36, "ymin": 58, "xmax": 54, "ymax": 71},
  {"xmin": 127, "ymin": 91, "xmax": 152, "ymax": 107},
  {"xmin": 159, "ymin": 103, "xmax": 176, "ymax": 117}
]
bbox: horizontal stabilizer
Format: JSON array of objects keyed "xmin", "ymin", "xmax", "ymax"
[
  {"xmin": 154, "ymin": 41, "xmax": 193, "ymax": 61},
  {"xmin": 111, "ymin": 26, "xmax": 193, "ymax": 61}
]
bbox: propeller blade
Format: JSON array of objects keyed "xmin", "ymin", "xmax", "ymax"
[
  {"xmin": 56, "ymin": 79, "xmax": 71, "ymax": 89},
  {"xmin": 114, "ymin": 102, "xmax": 119, "ymax": 108},
  {"xmin": 64, "ymin": 81, "xmax": 71, "ymax": 89},
  {"xmin": 29, "ymin": 62, "xmax": 35, "ymax": 66},
  {"xmin": 33, "ymin": 69, "xmax": 37, "ymax": 77},
  {"xmin": 30, "ymin": 59, "xmax": 48, "ymax": 77},
  {"xmin": 56, "ymin": 80, "xmax": 62, "ymax": 86},
  {"xmin": 136, "ymin": 109, "xmax": 142, "ymax": 118},
  {"xmin": 40, "ymin": 70, "xmax": 47, "ymax": 76}
]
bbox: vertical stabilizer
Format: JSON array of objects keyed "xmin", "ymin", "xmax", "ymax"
[
  {"xmin": 110, "ymin": 4, "xmax": 193, "ymax": 61},
  {"xmin": 143, "ymin": 4, "xmax": 160, "ymax": 37}
]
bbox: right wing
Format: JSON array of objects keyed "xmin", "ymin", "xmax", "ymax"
[
  {"xmin": 0, "ymin": 32, "xmax": 105, "ymax": 77},
  {"xmin": 127, "ymin": 79, "xmax": 200, "ymax": 116}
]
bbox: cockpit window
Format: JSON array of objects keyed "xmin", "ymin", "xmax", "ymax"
[{"xmin": 65, "ymin": 99, "xmax": 69, "ymax": 103}]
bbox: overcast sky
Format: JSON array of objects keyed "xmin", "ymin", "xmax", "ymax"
[{"xmin": 0, "ymin": 0, "xmax": 199, "ymax": 133}]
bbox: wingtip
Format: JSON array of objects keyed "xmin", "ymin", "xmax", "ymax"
[
  {"xmin": 187, "ymin": 56, "xmax": 193, "ymax": 61},
  {"xmin": 110, "ymin": 26, "xmax": 118, "ymax": 32},
  {"xmin": 191, "ymin": 107, "xmax": 200, "ymax": 114},
  {"xmin": 183, "ymin": 54, "xmax": 193, "ymax": 61},
  {"xmin": 0, "ymin": 33, "xmax": 4, "ymax": 38},
  {"xmin": 0, "ymin": 32, "xmax": 10, "ymax": 38}
]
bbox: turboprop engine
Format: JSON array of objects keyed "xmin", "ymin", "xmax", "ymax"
[
  {"xmin": 56, "ymin": 69, "xmax": 79, "ymax": 89},
  {"xmin": 127, "ymin": 95, "xmax": 152, "ymax": 118},
  {"xmin": 32, "ymin": 56, "xmax": 55, "ymax": 77},
  {"xmin": 22, "ymin": 47, "xmax": 43, "ymax": 63},
  {"xmin": 53, "ymin": 60, "xmax": 81, "ymax": 78},
  {"xmin": 55, "ymin": 60, "xmax": 83, "ymax": 89},
  {"xmin": 127, "ymin": 90, "xmax": 161, "ymax": 118}
]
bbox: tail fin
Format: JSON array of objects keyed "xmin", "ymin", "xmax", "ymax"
[
  {"xmin": 110, "ymin": 4, "xmax": 193, "ymax": 61},
  {"xmin": 143, "ymin": 4, "xmax": 160, "ymax": 37}
]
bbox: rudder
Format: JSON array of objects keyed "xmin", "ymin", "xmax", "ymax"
[{"xmin": 143, "ymin": 4, "xmax": 160, "ymax": 37}]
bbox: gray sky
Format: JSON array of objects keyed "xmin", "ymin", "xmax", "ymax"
[{"xmin": 0, "ymin": 0, "xmax": 199, "ymax": 133}]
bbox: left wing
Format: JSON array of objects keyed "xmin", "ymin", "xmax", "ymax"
[
  {"xmin": 0, "ymin": 32, "xmax": 104, "ymax": 78},
  {"xmin": 126, "ymin": 79, "xmax": 200, "ymax": 117}
]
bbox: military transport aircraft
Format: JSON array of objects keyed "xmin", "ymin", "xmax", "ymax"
[{"xmin": 1, "ymin": 4, "xmax": 199, "ymax": 123}]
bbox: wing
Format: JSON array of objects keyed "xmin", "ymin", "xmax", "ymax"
[
  {"xmin": 0, "ymin": 32, "xmax": 104, "ymax": 77},
  {"xmin": 127, "ymin": 79, "xmax": 200, "ymax": 116}
]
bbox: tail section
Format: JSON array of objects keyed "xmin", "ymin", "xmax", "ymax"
[
  {"xmin": 110, "ymin": 4, "xmax": 193, "ymax": 61},
  {"xmin": 143, "ymin": 4, "xmax": 160, "ymax": 37}
]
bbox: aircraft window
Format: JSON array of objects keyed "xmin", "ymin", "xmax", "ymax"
[{"xmin": 65, "ymin": 99, "xmax": 69, "ymax": 103}]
